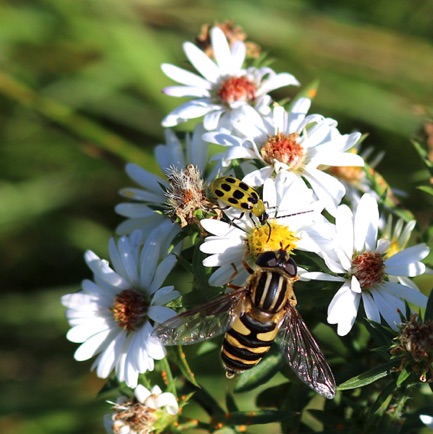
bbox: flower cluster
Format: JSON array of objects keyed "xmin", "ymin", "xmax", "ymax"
[{"xmin": 62, "ymin": 23, "xmax": 431, "ymax": 433}]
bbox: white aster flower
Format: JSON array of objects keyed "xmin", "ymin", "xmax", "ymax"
[
  {"xmin": 116, "ymin": 125, "xmax": 209, "ymax": 252},
  {"xmin": 103, "ymin": 384, "xmax": 178, "ymax": 434},
  {"xmin": 61, "ymin": 230, "xmax": 180, "ymax": 388},
  {"xmin": 303, "ymin": 194, "xmax": 429, "ymax": 336},
  {"xmin": 161, "ymin": 26, "xmax": 299, "ymax": 131},
  {"xmin": 200, "ymin": 172, "xmax": 334, "ymax": 287},
  {"xmin": 204, "ymin": 99, "xmax": 364, "ymax": 215}
]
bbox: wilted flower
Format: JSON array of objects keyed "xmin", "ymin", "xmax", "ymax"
[{"xmin": 104, "ymin": 384, "xmax": 178, "ymax": 434}]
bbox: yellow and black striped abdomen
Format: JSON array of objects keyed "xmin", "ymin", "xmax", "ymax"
[{"xmin": 221, "ymin": 310, "xmax": 279, "ymax": 378}]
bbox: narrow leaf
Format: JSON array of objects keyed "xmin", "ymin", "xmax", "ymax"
[
  {"xmin": 213, "ymin": 410, "xmax": 288, "ymax": 426},
  {"xmin": 424, "ymin": 288, "xmax": 433, "ymax": 321},
  {"xmin": 396, "ymin": 368, "xmax": 411, "ymax": 386},
  {"xmin": 417, "ymin": 186, "xmax": 433, "ymax": 196},
  {"xmin": 338, "ymin": 359, "xmax": 399, "ymax": 390},
  {"xmin": 367, "ymin": 380, "xmax": 397, "ymax": 418},
  {"xmin": 234, "ymin": 351, "xmax": 284, "ymax": 393},
  {"xmin": 167, "ymin": 346, "xmax": 200, "ymax": 388}
]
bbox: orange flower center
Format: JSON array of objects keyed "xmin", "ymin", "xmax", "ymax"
[
  {"xmin": 111, "ymin": 289, "xmax": 148, "ymax": 331},
  {"xmin": 351, "ymin": 252, "xmax": 385, "ymax": 290},
  {"xmin": 217, "ymin": 76, "xmax": 257, "ymax": 105},
  {"xmin": 260, "ymin": 132, "xmax": 305, "ymax": 171}
]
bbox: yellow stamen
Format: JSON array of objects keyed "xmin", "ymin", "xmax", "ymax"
[
  {"xmin": 385, "ymin": 239, "xmax": 400, "ymax": 259},
  {"xmin": 247, "ymin": 221, "xmax": 299, "ymax": 259}
]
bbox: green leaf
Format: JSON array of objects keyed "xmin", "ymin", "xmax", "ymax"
[
  {"xmin": 234, "ymin": 350, "xmax": 284, "ymax": 393},
  {"xmin": 225, "ymin": 392, "xmax": 238, "ymax": 413},
  {"xmin": 424, "ymin": 288, "xmax": 433, "ymax": 321},
  {"xmin": 396, "ymin": 368, "xmax": 411, "ymax": 386},
  {"xmin": 167, "ymin": 346, "xmax": 200, "ymax": 388},
  {"xmin": 213, "ymin": 410, "xmax": 288, "ymax": 426},
  {"xmin": 412, "ymin": 140, "xmax": 433, "ymax": 174},
  {"xmin": 364, "ymin": 319, "xmax": 396, "ymax": 348},
  {"xmin": 367, "ymin": 380, "xmax": 396, "ymax": 418},
  {"xmin": 338, "ymin": 359, "xmax": 399, "ymax": 390},
  {"xmin": 256, "ymin": 383, "xmax": 289, "ymax": 409},
  {"xmin": 417, "ymin": 186, "xmax": 433, "ymax": 196}
]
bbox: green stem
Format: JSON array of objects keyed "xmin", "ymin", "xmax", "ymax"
[
  {"xmin": 160, "ymin": 356, "xmax": 177, "ymax": 397},
  {"xmin": 0, "ymin": 71, "xmax": 149, "ymax": 166}
]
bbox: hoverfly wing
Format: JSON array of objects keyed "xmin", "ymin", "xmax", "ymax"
[
  {"xmin": 152, "ymin": 289, "xmax": 246, "ymax": 346},
  {"xmin": 279, "ymin": 306, "xmax": 336, "ymax": 399}
]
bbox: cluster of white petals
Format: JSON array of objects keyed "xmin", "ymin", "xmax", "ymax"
[
  {"xmin": 62, "ymin": 230, "xmax": 179, "ymax": 387},
  {"xmin": 62, "ymin": 25, "xmax": 432, "ymax": 427}
]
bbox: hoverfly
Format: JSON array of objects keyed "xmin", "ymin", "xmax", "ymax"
[{"xmin": 153, "ymin": 248, "xmax": 336, "ymax": 399}]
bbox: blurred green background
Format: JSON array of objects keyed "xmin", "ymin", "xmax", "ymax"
[{"xmin": 1, "ymin": 0, "xmax": 432, "ymax": 433}]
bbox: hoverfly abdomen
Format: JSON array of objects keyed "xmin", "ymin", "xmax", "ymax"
[{"xmin": 222, "ymin": 312, "xmax": 279, "ymax": 378}]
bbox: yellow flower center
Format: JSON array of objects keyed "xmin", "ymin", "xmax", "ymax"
[
  {"xmin": 247, "ymin": 220, "xmax": 299, "ymax": 259},
  {"xmin": 385, "ymin": 239, "xmax": 400, "ymax": 259}
]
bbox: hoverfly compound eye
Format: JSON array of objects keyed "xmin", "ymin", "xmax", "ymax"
[
  {"xmin": 255, "ymin": 251, "xmax": 278, "ymax": 268},
  {"xmin": 284, "ymin": 257, "xmax": 298, "ymax": 277}
]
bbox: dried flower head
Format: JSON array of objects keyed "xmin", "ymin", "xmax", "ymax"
[
  {"xmin": 391, "ymin": 313, "xmax": 433, "ymax": 382},
  {"xmin": 104, "ymin": 384, "xmax": 179, "ymax": 434},
  {"xmin": 195, "ymin": 20, "xmax": 261, "ymax": 59},
  {"xmin": 165, "ymin": 164, "xmax": 220, "ymax": 229}
]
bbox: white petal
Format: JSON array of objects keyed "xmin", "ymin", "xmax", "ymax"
[
  {"xmin": 257, "ymin": 71, "xmax": 299, "ymax": 95},
  {"xmin": 420, "ymin": 414, "xmax": 433, "ymax": 429},
  {"xmin": 286, "ymin": 98, "xmax": 311, "ymax": 132},
  {"xmin": 66, "ymin": 319, "xmax": 111, "ymax": 343},
  {"xmin": 161, "ymin": 63, "xmax": 211, "ymax": 88},
  {"xmin": 91, "ymin": 331, "xmax": 124, "ymax": 378},
  {"xmin": 300, "ymin": 271, "xmax": 345, "ymax": 282},
  {"xmin": 149, "ymin": 255, "xmax": 177, "ymax": 295},
  {"xmin": 304, "ymin": 168, "xmax": 345, "ymax": 216},
  {"xmin": 200, "ymin": 237, "xmax": 243, "ymax": 254},
  {"xmin": 134, "ymin": 384, "xmax": 151, "ymax": 403},
  {"xmin": 361, "ymin": 292, "xmax": 381, "ymax": 323},
  {"xmin": 315, "ymin": 152, "xmax": 364, "ymax": 167},
  {"xmin": 335, "ymin": 204, "xmax": 354, "ymax": 270},
  {"xmin": 242, "ymin": 166, "xmax": 274, "ymax": 186},
  {"xmin": 203, "ymin": 109, "xmax": 225, "ymax": 131},
  {"xmin": 211, "ymin": 27, "xmax": 233, "ymax": 75},
  {"xmin": 162, "ymin": 85, "xmax": 210, "ymax": 98},
  {"xmin": 230, "ymin": 41, "xmax": 246, "ymax": 73},
  {"xmin": 351, "ymin": 275, "xmax": 362, "ymax": 293},
  {"xmin": 124, "ymin": 163, "xmax": 165, "ymax": 191},
  {"xmin": 139, "ymin": 230, "xmax": 161, "ymax": 290},
  {"xmin": 354, "ymin": 194, "xmax": 378, "ymax": 252},
  {"xmin": 327, "ymin": 282, "xmax": 360, "ymax": 336},
  {"xmin": 162, "ymin": 101, "xmax": 216, "ymax": 127},
  {"xmin": 73, "ymin": 328, "xmax": 115, "ymax": 360},
  {"xmin": 183, "ymin": 41, "xmax": 220, "ymax": 83},
  {"xmin": 382, "ymin": 281, "xmax": 427, "ymax": 308},
  {"xmin": 115, "ymin": 203, "xmax": 155, "ymax": 218},
  {"xmin": 148, "ymin": 305, "xmax": 177, "ymax": 323},
  {"xmin": 209, "ymin": 264, "xmax": 246, "ymax": 287},
  {"xmin": 200, "ymin": 219, "xmax": 240, "ymax": 237},
  {"xmin": 385, "ymin": 243, "xmax": 429, "ymax": 276},
  {"xmin": 371, "ymin": 289, "xmax": 403, "ymax": 330},
  {"xmin": 155, "ymin": 392, "xmax": 179, "ymax": 415},
  {"xmin": 155, "ymin": 129, "xmax": 184, "ymax": 171}
]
